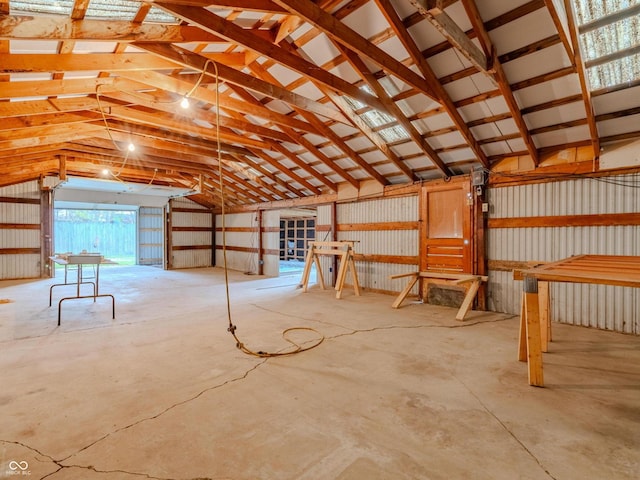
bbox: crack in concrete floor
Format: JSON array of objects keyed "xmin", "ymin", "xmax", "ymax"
[{"xmin": 7, "ymin": 314, "xmax": 548, "ymax": 480}]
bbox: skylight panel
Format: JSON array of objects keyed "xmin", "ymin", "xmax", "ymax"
[
  {"xmin": 343, "ymin": 86, "xmax": 410, "ymax": 142},
  {"xmin": 587, "ymin": 52, "xmax": 640, "ymax": 90},
  {"xmin": 572, "ymin": 0, "xmax": 640, "ymax": 90},
  {"xmin": 11, "ymin": 0, "xmax": 178, "ymax": 23},
  {"xmin": 85, "ymin": 0, "xmax": 176, "ymax": 22},
  {"xmin": 11, "ymin": 0, "xmax": 74, "ymax": 15}
]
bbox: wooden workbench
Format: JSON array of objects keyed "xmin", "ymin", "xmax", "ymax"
[{"xmin": 519, "ymin": 255, "xmax": 640, "ymax": 386}]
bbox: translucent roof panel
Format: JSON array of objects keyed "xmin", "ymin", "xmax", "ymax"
[
  {"xmin": 587, "ymin": 53, "xmax": 640, "ymax": 90},
  {"xmin": 11, "ymin": 0, "xmax": 178, "ymax": 23},
  {"xmin": 572, "ymin": 0, "xmax": 640, "ymax": 24},
  {"xmin": 572, "ymin": 0, "xmax": 640, "ymax": 90},
  {"xmin": 85, "ymin": 1, "xmax": 177, "ymax": 22},
  {"xmin": 11, "ymin": 0, "xmax": 74, "ymax": 15}
]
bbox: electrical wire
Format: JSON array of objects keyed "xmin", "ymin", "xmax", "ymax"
[{"xmin": 209, "ymin": 60, "xmax": 324, "ymax": 357}]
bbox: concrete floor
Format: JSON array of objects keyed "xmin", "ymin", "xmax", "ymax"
[{"xmin": 0, "ymin": 265, "xmax": 639, "ymax": 480}]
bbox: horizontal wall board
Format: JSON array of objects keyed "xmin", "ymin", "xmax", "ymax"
[{"xmin": 489, "ymin": 212, "xmax": 640, "ymax": 228}]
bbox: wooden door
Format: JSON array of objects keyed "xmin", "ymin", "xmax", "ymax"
[{"xmin": 420, "ymin": 179, "xmax": 473, "ymax": 273}]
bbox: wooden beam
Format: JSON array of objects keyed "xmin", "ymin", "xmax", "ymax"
[
  {"xmin": 272, "ymin": 0, "xmax": 441, "ymax": 101},
  {"xmin": 461, "ymin": 0, "xmax": 540, "ymax": 166},
  {"xmin": 409, "ymin": 0, "xmax": 491, "ymax": 77},
  {"xmin": 155, "ymin": 2, "xmax": 391, "ymax": 113},
  {"xmin": 0, "ymin": 15, "xmax": 233, "ymax": 43},
  {"xmin": 133, "ymin": 42, "xmax": 350, "ymax": 126},
  {"xmin": 375, "ymin": 0, "xmax": 490, "ymax": 169},
  {"xmin": 337, "ymin": 43, "xmax": 453, "ymax": 178},
  {"xmin": 0, "ymin": 53, "xmax": 180, "ymax": 73}
]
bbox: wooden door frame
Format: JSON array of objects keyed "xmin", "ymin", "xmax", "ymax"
[{"xmin": 419, "ymin": 175, "xmax": 486, "ymax": 308}]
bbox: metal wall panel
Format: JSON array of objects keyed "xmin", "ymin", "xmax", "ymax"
[
  {"xmin": 336, "ymin": 195, "xmax": 419, "ymax": 293},
  {"xmin": 263, "ymin": 210, "xmax": 280, "ymax": 277},
  {"xmin": 214, "ymin": 212, "xmax": 259, "ymax": 273},
  {"xmin": 138, "ymin": 206, "xmax": 164, "ymax": 266},
  {"xmin": 0, "ymin": 181, "xmax": 42, "ymax": 279},
  {"xmin": 316, "ymin": 205, "xmax": 334, "ymax": 285},
  {"xmin": 338, "ymin": 196, "xmax": 418, "ymax": 223},
  {"xmin": 487, "ymin": 175, "xmax": 639, "ymax": 334},
  {"xmin": 170, "ymin": 198, "xmax": 212, "ymax": 269}
]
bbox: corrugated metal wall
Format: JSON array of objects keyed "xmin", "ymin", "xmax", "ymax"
[
  {"xmin": 170, "ymin": 198, "xmax": 212, "ymax": 269},
  {"xmin": 263, "ymin": 210, "xmax": 280, "ymax": 277},
  {"xmin": 487, "ymin": 174, "xmax": 639, "ymax": 334},
  {"xmin": 316, "ymin": 205, "xmax": 334, "ymax": 285},
  {"xmin": 0, "ymin": 181, "xmax": 42, "ymax": 279},
  {"xmin": 337, "ymin": 196, "xmax": 419, "ymax": 293},
  {"xmin": 215, "ymin": 212, "xmax": 259, "ymax": 273},
  {"xmin": 138, "ymin": 206, "xmax": 164, "ymax": 266}
]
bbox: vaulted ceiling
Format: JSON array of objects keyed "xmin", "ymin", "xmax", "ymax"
[{"xmin": 1, "ymin": 0, "xmax": 639, "ymax": 208}]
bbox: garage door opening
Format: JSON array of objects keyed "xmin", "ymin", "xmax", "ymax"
[{"xmin": 54, "ymin": 208, "xmax": 137, "ymax": 265}]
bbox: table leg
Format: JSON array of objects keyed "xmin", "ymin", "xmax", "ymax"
[
  {"xmin": 518, "ymin": 292, "xmax": 528, "ymax": 362},
  {"xmin": 523, "ymin": 277, "xmax": 544, "ymax": 387},
  {"xmin": 539, "ymin": 281, "xmax": 550, "ymax": 352}
]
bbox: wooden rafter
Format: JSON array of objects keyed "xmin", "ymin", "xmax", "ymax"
[
  {"xmin": 154, "ymin": 2, "xmax": 390, "ymax": 112},
  {"xmin": 272, "ymin": 0, "xmax": 441, "ymax": 102},
  {"xmin": 375, "ymin": 0, "xmax": 490, "ymax": 169},
  {"xmin": 461, "ymin": 0, "xmax": 540, "ymax": 166},
  {"xmin": 337, "ymin": 43, "xmax": 453, "ymax": 178}
]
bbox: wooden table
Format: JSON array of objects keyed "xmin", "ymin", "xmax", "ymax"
[{"xmin": 519, "ymin": 255, "xmax": 640, "ymax": 386}]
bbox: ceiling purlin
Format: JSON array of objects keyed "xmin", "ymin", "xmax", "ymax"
[
  {"xmin": 247, "ymin": 61, "xmax": 374, "ymax": 188},
  {"xmin": 227, "ymin": 83, "xmax": 339, "ymax": 192},
  {"xmin": 224, "ymin": 155, "xmax": 292, "ymax": 200},
  {"xmin": 100, "ymin": 103, "xmax": 271, "ymax": 152},
  {"xmin": 154, "ymin": 2, "xmax": 391, "ymax": 114},
  {"xmin": 133, "ymin": 42, "xmax": 347, "ymax": 127},
  {"xmin": 272, "ymin": 0, "xmax": 442, "ymax": 103},
  {"xmin": 293, "ymin": 110, "xmax": 391, "ymax": 186},
  {"xmin": 247, "ymin": 145, "xmax": 320, "ymax": 196},
  {"xmin": 558, "ymin": 0, "xmax": 600, "ymax": 158},
  {"xmin": 104, "ymin": 88, "xmax": 291, "ymax": 144},
  {"xmin": 336, "ymin": 43, "xmax": 453, "ymax": 178},
  {"xmin": 276, "ymin": 39, "xmax": 419, "ymax": 182},
  {"xmin": 0, "ymin": 52, "xmax": 179, "ymax": 73},
  {"xmin": 66, "ymin": 140, "xmax": 264, "ymax": 204},
  {"xmin": 375, "ymin": 0, "xmax": 490, "ymax": 169},
  {"xmin": 460, "ymin": 0, "xmax": 540, "ymax": 166},
  {"xmin": 126, "ymin": 46, "xmax": 334, "ymax": 195},
  {"xmin": 240, "ymin": 156, "xmax": 304, "ymax": 198},
  {"xmin": 97, "ymin": 119, "xmax": 254, "ymax": 161}
]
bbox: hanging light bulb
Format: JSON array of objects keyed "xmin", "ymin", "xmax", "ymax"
[
  {"xmin": 128, "ymin": 142, "xmax": 135, "ymax": 152},
  {"xmin": 102, "ymin": 168, "xmax": 110, "ymax": 176},
  {"xmin": 180, "ymin": 96, "xmax": 190, "ymax": 109}
]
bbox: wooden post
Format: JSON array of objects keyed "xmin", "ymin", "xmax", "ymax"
[{"xmin": 523, "ymin": 276, "xmax": 544, "ymax": 387}]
